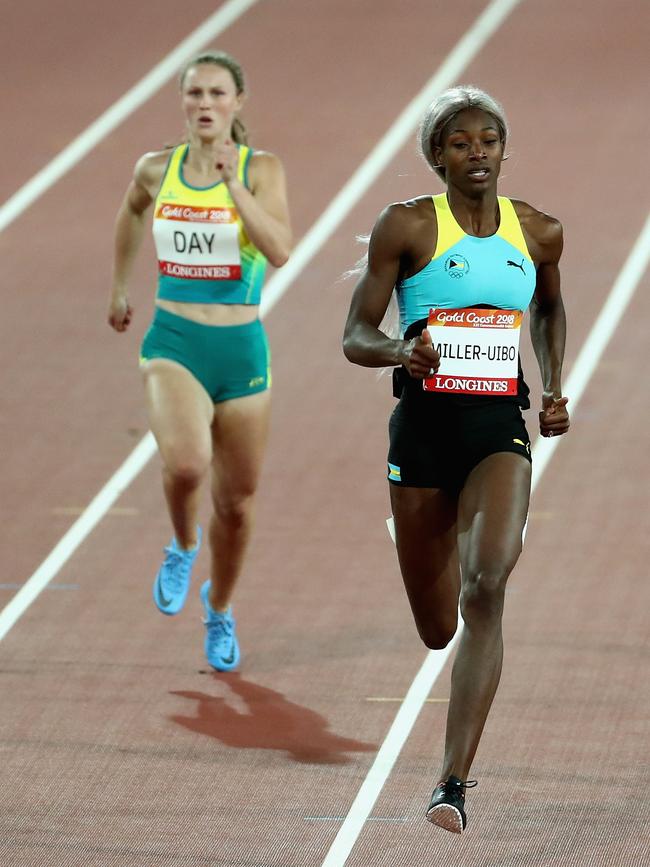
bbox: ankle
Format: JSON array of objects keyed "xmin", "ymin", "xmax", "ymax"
[
  {"xmin": 173, "ymin": 528, "xmax": 201, "ymax": 552},
  {"xmin": 440, "ymin": 766, "xmax": 470, "ymax": 783},
  {"xmin": 206, "ymin": 586, "xmax": 231, "ymax": 614}
]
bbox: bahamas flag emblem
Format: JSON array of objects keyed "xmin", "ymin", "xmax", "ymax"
[
  {"xmin": 445, "ymin": 253, "xmax": 470, "ymax": 278},
  {"xmin": 388, "ymin": 462, "xmax": 401, "ymax": 482}
]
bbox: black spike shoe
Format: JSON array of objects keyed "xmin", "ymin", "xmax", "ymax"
[{"xmin": 425, "ymin": 775, "xmax": 478, "ymax": 833}]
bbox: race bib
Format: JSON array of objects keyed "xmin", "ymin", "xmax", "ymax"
[
  {"xmin": 423, "ymin": 307, "xmax": 523, "ymax": 396},
  {"xmin": 153, "ymin": 204, "xmax": 241, "ymax": 280}
]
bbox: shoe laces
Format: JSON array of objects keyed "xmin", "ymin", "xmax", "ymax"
[
  {"xmin": 203, "ymin": 610, "xmax": 233, "ymax": 647},
  {"xmin": 439, "ymin": 777, "xmax": 478, "ymax": 798},
  {"xmin": 161, "ymin": 546, "xmax": 192, "ymax": 592}
]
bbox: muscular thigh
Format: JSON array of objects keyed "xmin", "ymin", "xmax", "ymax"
[
  {"xmin": 390, "ymin": 485, "xmax": 461, "ymax": 629},
  {"xmin": 457, "ymin": 452, "xmax": 531, "ymax": 579},
  {"xmin": 142, "ymin": 358, "xmax": 214, "ymax": 464},
  {"xmin": 211, "ymin": 389, "xmax": 272, "ymax": 500}
]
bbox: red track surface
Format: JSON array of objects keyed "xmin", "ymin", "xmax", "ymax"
[{"xmin": 1, "ymin": 2, "xmax": 648, "ymax": 865}]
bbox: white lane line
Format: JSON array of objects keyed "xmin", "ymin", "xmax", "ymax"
[
  {"xmin": 320, "ymin": 644, "xmax": 462, "ymax": 867},
  {"xmin": 0, "ymin": 436, "xmax": 155, "ymax": 641},
  {"xmin": 0, "ymin": 0, "xmax": 523, "ymax": 640},
  {"xmin": 261, "ymin": 0, "xmax": 524, "ymax": 316},
  {"xmin": 531, "ymin": 211, "xmax": 650, "ymax": 488},
  {"xmin": 0, "ymin": 0, "xmax": 259, "ymax": 234},
  {"xmin": 319, "ymin": 211, "xmax": 650, "ymax": 867}
]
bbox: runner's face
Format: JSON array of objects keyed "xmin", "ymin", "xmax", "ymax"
[
  {"xmin": 181, "ymin": 65, "xmax": 243, "ymax": 141},
  {"xmin": 434, "ymin": 108, "xmax": 504, "ymax": 194}
]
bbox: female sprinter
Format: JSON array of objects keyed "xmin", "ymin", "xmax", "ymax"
[
  {"xmin": 108, "ymin": 51, "xmax": 291, "ymax": 671},
  {"xmin": 342, "ymin": 86, "xmax": 569, "ymax": 833}
]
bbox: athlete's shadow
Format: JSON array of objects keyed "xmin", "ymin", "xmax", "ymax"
[{"xmin": 169, "ymin": 673, "xmax": 376, "ymax": 765}]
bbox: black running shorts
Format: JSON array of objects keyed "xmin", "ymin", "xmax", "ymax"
[{"xmin": 387, "ymin": 390, "xmax": 532, "ymax": 494}]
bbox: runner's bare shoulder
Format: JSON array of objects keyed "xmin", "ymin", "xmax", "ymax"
[
  {"xmin": 396, "ymin": 194, "xmax": 436, "ymax": 220},
  {"xmin": 375, "ymin": 196, "xmax": 434, "ymax": 239},
  {"xmin": 378, "ymin": 196, "xmax": 437, "ymax": 268},
  {"xmin": 133, "ymin": 149, "xmax": 175, "ymax": 200},
  {"xmin": 511, "ymin": 199, "xmax": 563, "ymax": 263}
]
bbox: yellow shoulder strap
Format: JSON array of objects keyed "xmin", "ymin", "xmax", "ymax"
[
  {"xmin": 153, "ymin": 145, "xmax": 184, "ymax": 206},
  {"xmin": 432, "ymin": 193, "xmax": 465, "ymax": 259},
  {"xmin": 497, "ymin": 197, "xmax": 532, "ymax": 261},
  {"xmin": 237, "ymin": 145, "xmax": 251, "ymax": 186},
  {"xmin": 165, "ymin": 144, "xmax": 186, "ymax": 179}
]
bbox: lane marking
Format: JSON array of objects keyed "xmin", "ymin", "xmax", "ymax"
[
  {"xmin": 259, "ymin": 0, "xmax": 522, "ymax": 316},
  {"xmin": 530, "ymin": 212, "xmax": 650, "ymax": 489},
  {"xmin": 0, "ymin": 584, "xmax": 79, "ymax": 591},
  {"xmin": 0, "ymin": 0, "xmax": 259, "ymax": 234},
  {"xmin": 320, "ymin": 209, "xmax": 650, "ymax": 866},
  {"xmin": 0, "ymin": 436, "xmax": 155, "ymax": 640},
  {"xmin": 306, "ymin": 817, "xmax": 407, "ymax": 824},
  {"xmin": 52, "ymin": 506, "xmax": 139, "ymax": 517},
  {"xmin": 365, "ymin": 697, "xmax": 449, "ymax": 703},
  {"xmin": 0, "ymin": 0, "xmax": 524, "ymax": 640}
]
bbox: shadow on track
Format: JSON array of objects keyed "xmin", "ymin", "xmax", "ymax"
[{"xmin": 169, "ymin": 672, "xmax": 376, "ymax": 765}]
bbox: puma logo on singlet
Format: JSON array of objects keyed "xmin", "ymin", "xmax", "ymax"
[{"xmin": 507, "ymin": 259, "xmax": 526, "ymax": 275}]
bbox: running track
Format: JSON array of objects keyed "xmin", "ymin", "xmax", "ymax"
[{"xmin": 1, "ymin": 1, "xmax": 648, "ymax": 865}]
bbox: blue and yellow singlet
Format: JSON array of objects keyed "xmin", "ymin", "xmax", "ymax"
[
  {"xmin": 152, "ymin": 144, "xmax": 267, "ymax": 305},
  {"xmin": 396, "ymin": 194, "xmax": 536, "ymax": 330}
]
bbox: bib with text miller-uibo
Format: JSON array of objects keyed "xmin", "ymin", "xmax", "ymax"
[
  {"xmin": 153, "ymin": 204, "xmax": 241, "ymax": 280},
  {"xmin": 423, "ymin": 307, "xmax": 523, "ymax": 396}
]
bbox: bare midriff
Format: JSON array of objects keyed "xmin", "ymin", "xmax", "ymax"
[{"xmin": 156, "ymin": 299, "xmax": 259, "ymax": 325}]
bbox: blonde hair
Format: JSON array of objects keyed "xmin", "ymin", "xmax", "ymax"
[
  {"xmin": 419, "ymin": 85, "xmax": 508, "ymax": 179},
  {"xmin": 179, "ymin": 50, "xmax": 248, "ymax": 145}
]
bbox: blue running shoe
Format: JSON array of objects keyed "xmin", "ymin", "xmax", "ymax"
[
  {"xmin": 200, "ymin": 580, "xmax": 240, "ymax": 671},
  {"xmin": 153, "ymin": 528, "xmax": 201, "ymax": 615}
]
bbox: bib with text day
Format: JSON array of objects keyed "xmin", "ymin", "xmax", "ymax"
[
  {"xmin": 423, "ymin": 307, "xmax": 523, "ymax": 396},
  {"xmin": 154, "ymin": 204, "xmax": 242, "ymax": 280}
]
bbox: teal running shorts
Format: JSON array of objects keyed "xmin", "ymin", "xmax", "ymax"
[{"xmin": 140, "ymin": 306, "xmax": 270, "ymax": 403}]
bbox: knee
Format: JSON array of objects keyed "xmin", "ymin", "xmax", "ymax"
[
  {"xmin": 460, "ymin": 568, "xmax": 510, "ymax": 623},
  {"xmin": 163, "ymin": 448, "xmax": 211, "ymax": 487},
  {"xmin": 213, "ymin": 490, "xmax": 255, "ymax": 526},
  {"xmin": 417, "ymin": 616, "xmax": 458, "ymax": 650}
]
